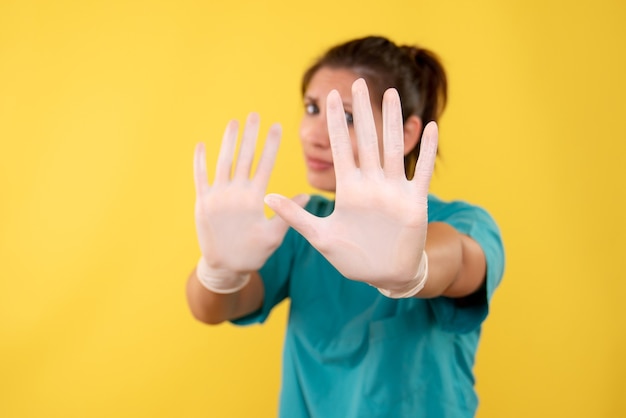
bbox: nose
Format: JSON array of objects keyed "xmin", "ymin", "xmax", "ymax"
[{"xmin": 300, "ymin": 115, "xmax": 330, "ymax": 149}]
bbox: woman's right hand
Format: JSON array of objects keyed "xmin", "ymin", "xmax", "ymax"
[{"xmin": 193, "ymin": 113, "xmax": 308, "ymax": 279}]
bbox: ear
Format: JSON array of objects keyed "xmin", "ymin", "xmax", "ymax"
[{"xmin": 403, "ymin": 115, "xmax": 423, "ymax": 156}]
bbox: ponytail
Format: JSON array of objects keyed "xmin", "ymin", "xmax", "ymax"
[{"xmin": 400, "ymin": 46, "xmax": 447, "ymax": 178}]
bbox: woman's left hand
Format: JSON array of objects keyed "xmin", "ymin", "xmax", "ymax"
[{"xmin": 265, "ymin": 78, "xmax": 438, "ymax": 292}]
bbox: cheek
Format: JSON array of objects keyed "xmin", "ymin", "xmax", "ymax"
[
  {"xmin": 299, "ymin": 119, "xmax": 313, "ymax": 144},
  {"xmin": 375, "ymin": 117, "xmax": 385, "ymax": 158},
  {"xmin": 378, "ymin": 128, "xmax": 385, "ymax": 156},
  {"xmin": 348, "ymin": 124, "xmax": 384, "ymax": 166},
  {"xmin": 348, "ymin": 129, "xmax": 360, "ymax": 165}
]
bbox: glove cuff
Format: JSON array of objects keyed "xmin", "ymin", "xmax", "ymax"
[
  {"xmin": 196, "ymin": 256, "xmax": 251, "ymax": 294},
  {"xmin": 377, "ymin": 251, "xmax": 428, "ymax": 299}
]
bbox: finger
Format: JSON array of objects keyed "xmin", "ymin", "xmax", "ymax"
[
  {"xmin": 352, "ymin": 78, "xmax": 381, "ymax": 173},
  {"xmin": 252, "ymin": 123, "xmax": 281, "ymax": 190},
  {"xmin": 382, "ymin": 88, "xmax": 406, "ymax": 179},
  {"xmin": 265, "ymin": 193, "xmax": 320, "ymax": 243},
  {"xmin": 214, "ymin": 120, "xmax": 239, "ymax": 185},
  {"xmin": 411, "ymin": 121, "xmax": 439, "ymax": 195},
  {"xmin": 233, "ymin": 112, "xmax": 261, "ymax": 181},
  {"xmin": 290, "ymin": 193, "xmax": 311, "ymax": 208},
  {"xmin": 326, "ymin": 90, "xmax": 356, "ymax": 176},
  {"xmin": 193, "ymin": 142, "xmax": 211, "ymax": 196},
  {"xmin": 265, "ymin": 193, "xmax": 311, "ymax": 236}
]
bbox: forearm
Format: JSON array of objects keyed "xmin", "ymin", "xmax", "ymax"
[
  {"xmin": 185, "ymin": 269, "xmax": 264, "ymax": 325},
  {"xmin": 417, "ymin": 222, "xmax": 486, "ymax": 299}
]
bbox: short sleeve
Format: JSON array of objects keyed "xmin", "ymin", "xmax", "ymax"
[{"xmin": 426, "ymin": 196, "xmax": 505, "ymax": 333}]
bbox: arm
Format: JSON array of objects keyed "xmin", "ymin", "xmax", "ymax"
[
  {"xmin": 186, "ymin": 113, "xmax": 307, "ymax": 325},
  {"xmin": 186, "ymin": 270, "xmax": 264, "ymax": 325},
  {"xmin": 419, "ymin": 222, "xmax": 486, "ymax": 299},
  {"xmin": 265, "ymin": 79, "xmax": 485, "ymax": 299}
]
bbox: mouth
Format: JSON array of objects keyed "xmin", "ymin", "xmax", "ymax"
[{"xmin": 305, "ymin": 156, "xmax": 334, "ymax": 171}]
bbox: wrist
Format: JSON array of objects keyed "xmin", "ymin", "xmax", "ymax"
[
  {"xmin": 377, "ymin": 251, "xmax": 429, "ymax": 299},
  {"xmin": 196, "ymin": 256, "xmax": 251, "ymax": 294}
]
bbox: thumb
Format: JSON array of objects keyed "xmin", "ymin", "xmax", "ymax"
[
  {"xmin": 265, "ymin": 193, "xmax": 319, "ymax": 241},
  {"xmin": 291, "ymin": 193, "xmax": 311, "ymax": 209}
]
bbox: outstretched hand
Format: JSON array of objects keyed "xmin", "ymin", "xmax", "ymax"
[
  {"xmin": 194, "ymin": 113, "xmax": 308, "ymax": 275},
  {"xmin": 265, "ymin": 78, "xmax": 438, "ymax": 292}
]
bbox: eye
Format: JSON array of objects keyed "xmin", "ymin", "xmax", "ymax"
[
  {"xmin": 305, "ymin": 102, "xmax": 319, "ymax": 115},
  {"xmin": 344, "ymin": 111, "xmax": 354, "ymax": 126}
]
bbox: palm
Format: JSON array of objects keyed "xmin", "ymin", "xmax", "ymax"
[
  {"xmin": 266, "ymin": 79, "xmax": 437, "ymax": 290},
  {"xmin": 194, "ymin": 114, "xmax": 297, "ymax": 273}
]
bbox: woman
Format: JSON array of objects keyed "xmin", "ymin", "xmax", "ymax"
[{"xmin": 187, "ymin": 36, "xmax": 505, "ymax": 417}]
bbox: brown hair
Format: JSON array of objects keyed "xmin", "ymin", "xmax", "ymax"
[{"xmin": 301, "ymin": 36, "xmax": 447, "ymax": 179}]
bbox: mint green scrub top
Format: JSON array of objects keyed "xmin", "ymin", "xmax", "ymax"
[{"xmin": 233, "ymin": 194, "xmax": 505, "ymax": 418}]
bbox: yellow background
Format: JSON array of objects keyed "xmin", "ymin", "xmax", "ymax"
[{"xmin": 1, "ymin": 0, "xmax": 624, "ymax": 417}]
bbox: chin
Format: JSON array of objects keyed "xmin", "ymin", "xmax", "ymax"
[{"xmin": 307, "ymin": 173, "xmax": 336, "ymax": 193}]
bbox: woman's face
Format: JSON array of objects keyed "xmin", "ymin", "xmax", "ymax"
[{"xmin": 299, "ymin": 67, "xmax": 384, "ymax": 192}]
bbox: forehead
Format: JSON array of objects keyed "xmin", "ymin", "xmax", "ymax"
[{"xmin": 304, "ymin": 67, "xmax": 361, "ymax": 100}]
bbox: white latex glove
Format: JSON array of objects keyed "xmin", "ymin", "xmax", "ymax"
[
  {"xmin": 264, "ymin": 79, "xmax": 437, "ymax": 297},
  {"xmin": 194, "ymin": 113, "xmax": 309, "ymax": 293}
]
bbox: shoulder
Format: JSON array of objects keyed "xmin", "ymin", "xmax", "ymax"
[
  {"xmin": 305, "ymin": 194, "xmax": 335, "ymax": 217},
  {"xmin": 427, "ymin": 193, "xmax": 504, "ymax": 273},
  {"xmin": 428, "ymin": 194, "xmax": 489, "ymax": 217},
  {"xmin": 427, "ymin": 194, "xmax": 499, "ymax": 234}
]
